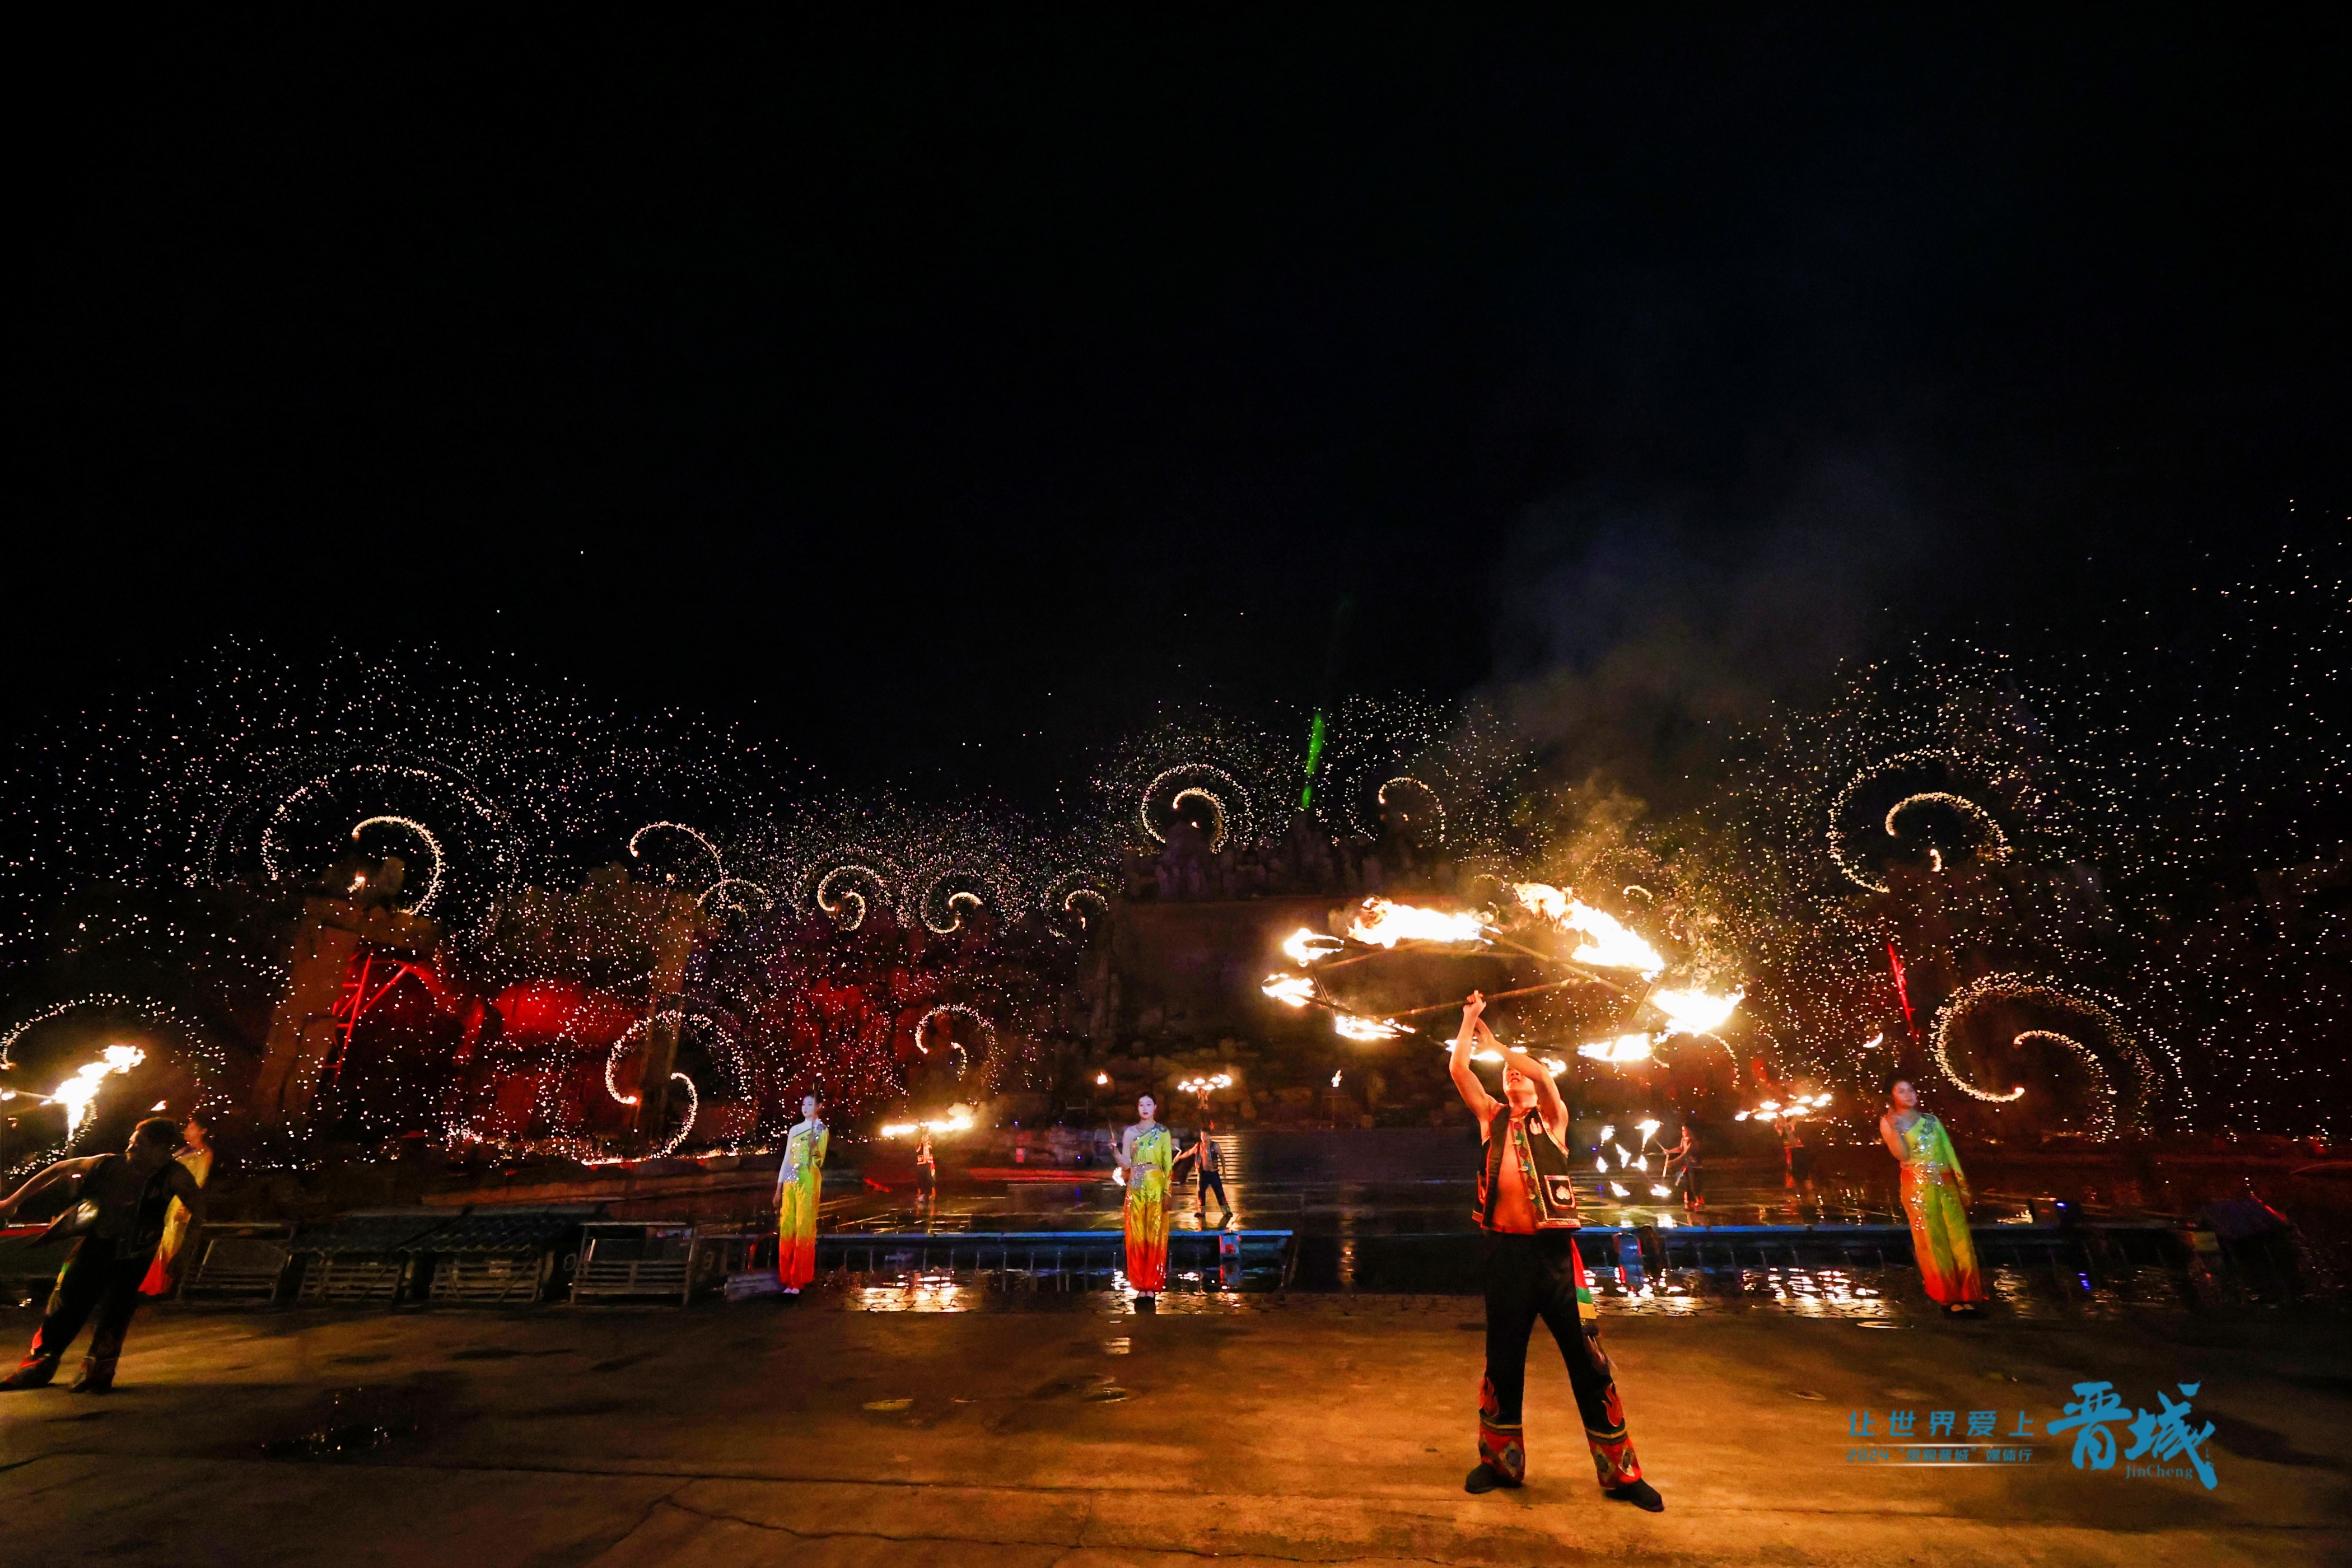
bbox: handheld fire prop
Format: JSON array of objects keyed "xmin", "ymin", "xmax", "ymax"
[
  {"xmin": 0, "ymin": 1044, "xmax": 148, "ymax": 1135},
  {"xmin": 879, "ymin": 1104, "xmax": 977, "ymax": 1138},
  {"xmin": 1264, "ymin": 890, "xmax": 1744, "ymax": 1071}
]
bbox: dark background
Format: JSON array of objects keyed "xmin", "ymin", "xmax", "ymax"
[{"xmin": 9, "ymin": 10, "xmax": 2346, "ymax": 799}]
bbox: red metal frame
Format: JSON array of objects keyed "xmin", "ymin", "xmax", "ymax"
[{"xmin": 324, "ymin": 947, "xmax": 434, "ymax": 1086}]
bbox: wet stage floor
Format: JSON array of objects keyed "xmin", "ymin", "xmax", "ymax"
[{"xmin": 808, "ymin": 1129, "xmax": 2226, "ymax": 1319}]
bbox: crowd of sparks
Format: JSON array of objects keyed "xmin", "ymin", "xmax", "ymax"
[{"xmin": 0, "ymin": 543, "xmax": 2344, "ymax": 1165}]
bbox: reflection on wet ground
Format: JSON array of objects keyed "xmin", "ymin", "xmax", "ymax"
[
  {"xmin": 809, "ymin": 1257, "xmax": 2206, "ymax": 1320},
  {"xmin": 816, "ymin": 1253, "xmax": 2208, "ymax": 1319},
  {"xmin": 799, "ymin": 1131, "xmax": 2337, "ymax": 1318}
]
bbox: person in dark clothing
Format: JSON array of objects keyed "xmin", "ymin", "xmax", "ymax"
[
  {"xmin": 913, "ymin": 1127, "xmax": 938, "ymax": 1212},
  {"xmin": 0, "ymin": 1117, "xmax": 206, "ymax": 1393},
  {"xmin": 1189, "ymin": 1126, "xmax": 1230, "ymax": 1221},
  {"xmin": 1449, "ymin": 994, "xmax": 1662, "ymax": 1511},
  {"xmin": 1663, "ymin": 1125, "xmax": 1704, "ymax": 1212}
]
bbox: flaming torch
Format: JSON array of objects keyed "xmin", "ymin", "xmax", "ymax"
[
  {"xmin": 879, "ymin": 1104, "xmax": 978, "ymax": 1138},
  {"xmin": 1511, "ymin": 885, "xmax": 1665, "ymax": 977},
  {"xmin": 36, "ymin": 1045, "xmax": 147, "ymax": 1136},
  {"xmin": 1261, "ymin": 973, "xmax": 1317, "ymax": 1007},
  {"xmin": 1347, "ymin": 898, "xmax": 1488, "ymax": 949},
  {"xmin": 1649, "ymin": 987, "xmax": 1744, "ymax": 1038}
]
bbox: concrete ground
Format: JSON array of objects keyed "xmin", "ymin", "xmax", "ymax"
[{"xmin": 2, "ymin": 1292, "xmax": 2344, "ymax": 1567}]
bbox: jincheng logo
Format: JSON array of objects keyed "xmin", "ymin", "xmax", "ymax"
[{"xmin": 1845, "ymin": 1378, "xmax": 2217, "ymax": 1491}]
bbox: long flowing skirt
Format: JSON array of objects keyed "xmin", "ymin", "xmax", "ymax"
[
  {"xmin": 1901, "ymin": 1167, "xmax": 1983, "ymax": 1304},
  {"xmin": 138, "ymin": 1203, "xmax": 197, "ymax": 1297},
  {"xmin": 778, "ymin": 1176, "xmax": 821, "ymax": 1289},
  {"xmin": 1124, "ymin": 1180, "xmax": 1170, "ymax": 1293}
]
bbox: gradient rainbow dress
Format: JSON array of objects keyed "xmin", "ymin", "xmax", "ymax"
[
  {"xmin": 1123, "ymin": 1124, "xmax": 1174, "ymax": 1294},
  {"xmin": 776, "ymin": 1119, "xmax": 829, "ymax": 1290},
  {"xmin": 1896, "ymin": 1113, "xmax": 1982, "ymax": 1305},
  {"xmin": 138, "ymin": 1144, "xmax": 213, "ymax": 1298}
]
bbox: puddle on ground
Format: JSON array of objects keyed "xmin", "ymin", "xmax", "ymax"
[{"xmin": 262, "ymin": 1385, "xmax": 421, "ymax": 1460}]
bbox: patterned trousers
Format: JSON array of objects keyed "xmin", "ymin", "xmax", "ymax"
[
  {"xmin": 1477, "ymin": 1230, "xmax": 1642, "ymax": 1488},
  {"xmin": 16, "ymin": 1238, "xmax": 157, "ymax": 1390}
]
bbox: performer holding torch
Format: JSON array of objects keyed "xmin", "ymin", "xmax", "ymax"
[{"xmin": 1450, "ymin": 993, "xmax": 1662, "ymax": 1510}]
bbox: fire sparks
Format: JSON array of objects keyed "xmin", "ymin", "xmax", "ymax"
[
  {"xmin": 1347, "ymin": 898, "xmax": 1487, "ymax": 948},
  {"xmin": 1261, "ymin": 973, "xmax": 1315, "ymax": 1007},
  {"xmin": 879, "ymin": 1104, "xmax": 977, "ymax": 1138},
  {"xmin": 1333, "ymin": 1014, "xmax": 1404, "ymax": 1042},
  {"xmin": 53, "ymin": 1044, "xmax": 145, "ymax": 1134},
  {"xmin": 1510, "ymin": 885, "xmax": 1664, "ymax": 977},
  {"xmin": 1649, "ymin": 987, "xmax": 1743, "ymax": 1037}
]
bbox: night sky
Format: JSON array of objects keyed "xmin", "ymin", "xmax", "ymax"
[{"xmin": 12, "ymin": 11, "xmax": 2347, "ymax": 799}]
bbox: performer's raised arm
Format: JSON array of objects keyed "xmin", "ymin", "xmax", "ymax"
[
  {"xmin": 1449, "ymin": 992, "xmax": 1497, "ymax": 1123},
  {"xmin": 0, "ymin": 1156, "xmax": 99, "ymax": 1222},
  {"xmin": 1483, "ymin": 1020, "xmax": 1566, "ymax": 1134}
]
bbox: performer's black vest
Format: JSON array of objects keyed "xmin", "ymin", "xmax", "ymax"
[{"xmin": 1476, "ymin": 1109, "xmax": 1583, "ymax": 1231}]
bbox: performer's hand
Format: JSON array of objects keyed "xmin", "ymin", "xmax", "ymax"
[{"xmin": 1462, "ymin": 991, "xmax": 1485, "ymax": 1023}]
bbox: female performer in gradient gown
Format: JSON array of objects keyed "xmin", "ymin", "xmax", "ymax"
[
  {"xmin": 1116, "ymin": 1094, "xmax": 1175, "ymax": 1307},
  {"xmin": 138, "ymin": 1110, "xmax": 215, "ymax": 1298},
  {"xmin": 1879, "ymin": 1080, "xmax": 1984, "ymax": 1314},
  {"xmin": 776, "ymin": 1094, "xmax": 828, "ymax": 1295}
]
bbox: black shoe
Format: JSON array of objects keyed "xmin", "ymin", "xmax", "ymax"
[
  {"xmin": 1464, "ymin": 1462, "xmax": 1510, "ymax": 1494},
  {"xmin": 1606, "ymin": 1480, "xmax": 1665, "ymax": 1512}
]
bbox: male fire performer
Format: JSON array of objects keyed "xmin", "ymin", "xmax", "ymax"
[
  {"xmin": 0, "ymin": 1117, "xmax": 207, "ymax": 1392},
  {"xmin": 1450, "ymin": 993, "xmax": 1662, "ymax": 1510}
]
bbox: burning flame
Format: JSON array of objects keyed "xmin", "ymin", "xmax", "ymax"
[
  {"xmin": 1511, "ymin": 885, "xmax": 1665, "ymax": 977},
  {"xmin": 1334, "ymin": 1014, "xmax": 1404, "ymax": 1042},
  {"xmin": 1634, "ymin": 1118, "xmax": 1660, "ymax": 1144},
  {"xmin": 1650, "ymin": 987, "xmax": 1743, "ymax": 1037},
  {"xmin": 1347, "ymin": 899, "xmax": 1487, "ymax": 948},
  {"xmin": 1735, "ymin": 1090, "xmax": 1832, "ymax": 1122},
  {"xmin": 54, "ymin": 1045, "xmax": 145, "ymax": 1135},
  {"xmin": 1281, "ymin": 927, "xmax": 1343, "ymax": 967},
  {"xmin": 1578, "ymin": 1033, "xmax": 1656, "ymax": 1063},
  {"xmin": 1650, "ymin": 1184, "xmax": 1672, "ymax": 1198},
  {"xmin": 879, "ymin": 1104, "xmax": 978, "ymax": 1139},
  {"xmin": 1261, "ymin": 973, "xmax": 1315, "ymax": 1007},
  {"xmin": 1178, "ymin": 1073, "xmax": 1234, "ymax": 1094}
]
